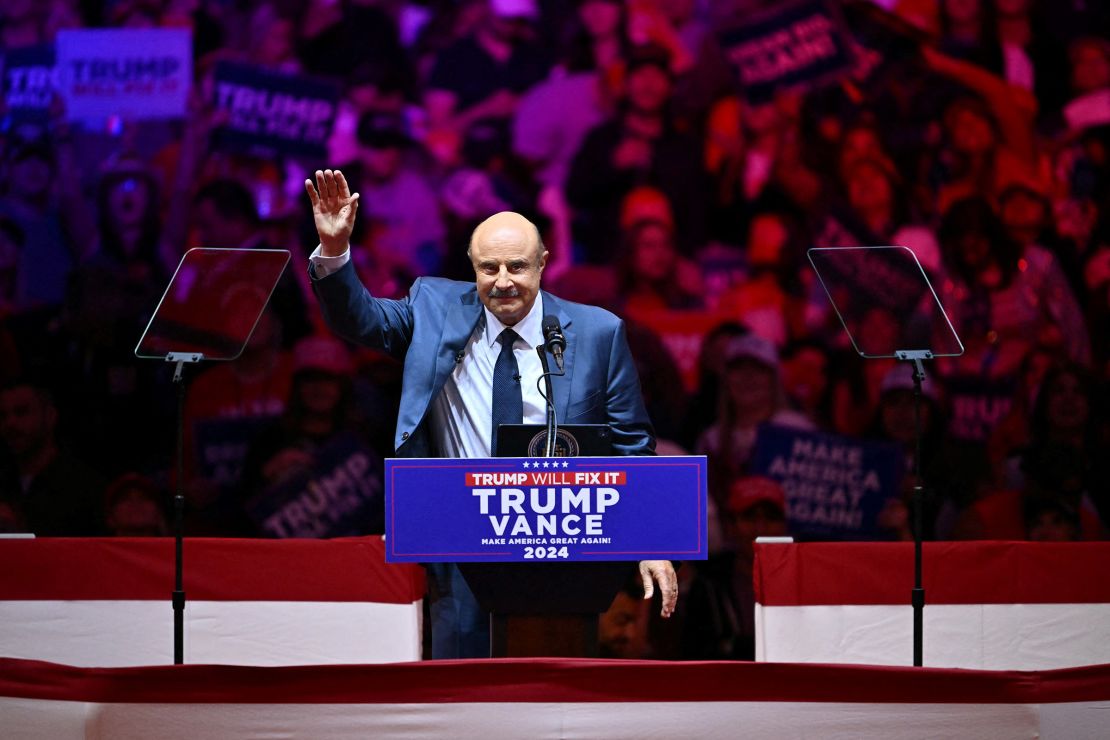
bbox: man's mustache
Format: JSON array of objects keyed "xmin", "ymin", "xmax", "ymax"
[{"xmin": 489, "ymin": 287, "xmax": 520, "ymax": 298}]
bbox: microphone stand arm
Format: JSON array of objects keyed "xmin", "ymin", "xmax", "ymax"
[{"xmin": 536, "ymin": 347, "xmax": 558, "ymax": 457}]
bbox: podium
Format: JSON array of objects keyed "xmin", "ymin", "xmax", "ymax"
[
  {"xmin": 385, "ymin": 454, "xmax": 707, "ymax": 658},
  {"xmin": 459, "ymin": 561, "xmax": 634, "ymax": 657},
  {"xmin": 466, "ymin": 423, "xmax": 633, "ymax": 656}
]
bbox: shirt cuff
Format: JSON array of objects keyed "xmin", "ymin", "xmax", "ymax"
[{"xmin": 309, "ymin": 244, "xmax": 350, "ymax": 279}]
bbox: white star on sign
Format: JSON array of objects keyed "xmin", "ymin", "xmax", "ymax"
[
  {"xmin": 522, "ymin": 461, "xmax": 531, "ymax": 468},
  {"xmin": 542, "ymin": 461, "xmax": 550, "ymax": 468},
  {"xmin": 561, "ymin": 461, "xmax": 569, "ymax": 468}
]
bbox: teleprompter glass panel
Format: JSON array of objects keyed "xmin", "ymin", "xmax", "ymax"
[
  {"xmin": 135, "ymin": 248, "xmax": 290, "ymax": 360},
  {"xmin": 808, "ymin": 246, "xmax": 963, "ymax": 359}
]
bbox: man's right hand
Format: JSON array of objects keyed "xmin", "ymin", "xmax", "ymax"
[{"xmin": 305, "ymin": 169, "xmax": 360, "ymax": 257}]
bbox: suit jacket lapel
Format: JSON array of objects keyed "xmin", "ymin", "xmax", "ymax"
[
  {"xmin": 542, "ymin": 291, "xmax": 575, "ymax": 421},
  {"xmin": 432, "ymin": 289, "xmax": 483, "ymax": 400}
]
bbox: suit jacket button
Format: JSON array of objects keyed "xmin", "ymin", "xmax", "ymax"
[{"xmin": 401, "ymin": 432, "xmax": 409, "ymax": 440}]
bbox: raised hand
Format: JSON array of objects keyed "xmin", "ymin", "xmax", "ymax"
[{"xmin": 305, "ymin": 169, "xmax": 360, "ymax": 256}]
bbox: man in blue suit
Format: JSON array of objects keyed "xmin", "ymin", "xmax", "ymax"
[{"xmin": 304, "ymin": 169, "xmax": 677, "ymax": 658}]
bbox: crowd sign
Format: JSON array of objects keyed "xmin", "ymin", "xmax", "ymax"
[
  {"xmin": 750, "ymin": 424, "xmax": 903, "ymax": 539},
  {"xmin": 3, "ymin": 45, "xmax": 58, "ymax": 122},
  {"xmin": 718, "ymin": 0, "xmax": 855, "ymax": 104},
  {"xmin": 946, "ymin": 375, "xmax": 1016, "ymax": 443},
  {"xmin": 385, "ymin": 456, "xmax": 708, "ymax": 563},
  {"xmin": 247, "ymin": 432, "xmax": 384, "ymax": 538},
  {"xmin": 194, "ymin": 416, "xmax": 275, "ymax": 494},
  {"xmin": 55, "ymin": 29, "xmax": 191, "ymax": 121},
  {"xmin": 211, "ymin": 62, "xmax": 339, "ymax": 158},
  {"xmin": 624, "ymin": 308, "xmax": 733, "ymax": 390}
]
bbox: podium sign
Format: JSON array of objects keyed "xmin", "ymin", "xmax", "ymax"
[{"xmin": 385, "ymin": 456, "xmax": 707, "ymax": 563}]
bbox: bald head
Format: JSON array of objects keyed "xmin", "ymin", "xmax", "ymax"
[
  {"xmin": 468, "ymin": 211, "xmax": 548, "ymax": 326},
  {"xmin": 469, "ymin": 211, "xmax": 544, "ymax": 261}
]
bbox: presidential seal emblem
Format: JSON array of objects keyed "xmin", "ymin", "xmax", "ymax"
[{"xmin": 526, "ymin": 428, "xmax": 580, "ymax": 457}]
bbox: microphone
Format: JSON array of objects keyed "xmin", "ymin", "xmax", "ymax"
[{"xmin": 541, "ymin": 315, "xmax": 566, "ymax": 373}]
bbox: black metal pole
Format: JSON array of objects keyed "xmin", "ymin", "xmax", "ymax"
[
  {"xmin": 172, "ymin": 361, "xmax": 187, "ymax": 665},
  {"xmin": 536, "ymin": 347, "xmax": 557, "ymax": 457},
  {"xmin": 910, "ymin": 358, "xmax": 926, "ymax": 667}
]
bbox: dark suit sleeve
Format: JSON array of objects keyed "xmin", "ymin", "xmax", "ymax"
[
  {"xmin": 605, "ymin": 319, "xmax": 656, "ymax": 457},
  {"xmin": 310, "ymin": 259, "xmax": 415, "ymax": 360}
]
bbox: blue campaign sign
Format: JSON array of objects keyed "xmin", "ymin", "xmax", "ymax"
[
  {"xmin": 55, "ymin": 29, "xmax": 192, "ymax": 122},
  {"xmin": 946, "ymin": 375, "xmax": 1015, "ymax": 443},
  {"xmin": 3, "ymin": 45, "xmax": 57, "ymax": 122},
  {"xmin": 749, "ymin": 424, "xmax": 903, "ymax": 540},
  {"xmin": 385, "ymin": 456, "xmax": 707, "ymax": 563},
  {"xmin": 194, "ymin": 416, "xmax": 274, "ymax": 492},
  {"xmin": 211, "ymin": 61, "xmax": 339, "ymax": 159},
  {"xmin": 246, "ymin": 431, "xmax": 384, "ymax": 539},
  {"xmin": 718, "ymin": 0, "xmax": 855, "ymax": 105}
]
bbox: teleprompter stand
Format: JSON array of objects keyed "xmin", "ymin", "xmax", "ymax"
[
  {"xmin": 896, "ymin": 348, "xmax": 931, "ymax": 667},
  {"xmin": 809, "ymin": 246, "xmax": 964, "ymax": 667},
  {"xmin": 135, "ymin": 248, "xmax": 290, "ymax": 664}
]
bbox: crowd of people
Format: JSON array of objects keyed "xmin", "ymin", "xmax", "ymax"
[{"xmin": 1, "ymin": 0, "xmax": 1108, "ymax": 660}]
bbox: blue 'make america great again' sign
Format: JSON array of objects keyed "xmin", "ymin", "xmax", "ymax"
[{"xmin": 385, "ymin": 456, "xmax": 707, "ymax": 563}]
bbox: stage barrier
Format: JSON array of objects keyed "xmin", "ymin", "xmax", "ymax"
[
  {"xmin": 754, "ymin": 541, "xmax": 1110, "ymax": 669},
  {"xmin": 0, "ymin": 536, "xmax": 424, "ymax": 666},
  {"xmin": 1, "ymin": 656, "xmax": 1107, "ymax": 739}
]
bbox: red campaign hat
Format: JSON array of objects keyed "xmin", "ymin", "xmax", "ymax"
[
  {"xmin": 726, "ymin": 476, "xmax": 786, "ymax": 515},
  {"xmin": 724, "ymin": 334, "xmax": 779, "ymax": 369}
]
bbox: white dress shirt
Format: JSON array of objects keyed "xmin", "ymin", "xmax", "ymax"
[{"xmin": 310, "ymin": 246, "xmax": 548, "ymax": 458}]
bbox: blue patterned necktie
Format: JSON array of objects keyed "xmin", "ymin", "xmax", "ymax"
[{"xmin": 491, "ymin": 328, "xmax": 523, "ymax": 456}]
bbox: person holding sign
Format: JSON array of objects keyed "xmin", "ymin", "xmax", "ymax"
[{"xmin": 304, "ymin": 169, "xmax": 676, "ymax": 659}]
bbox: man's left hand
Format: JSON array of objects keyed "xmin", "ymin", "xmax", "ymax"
[{"xmin": 638, "ymin": 560, "xmax": 678, "ymax": 618}]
